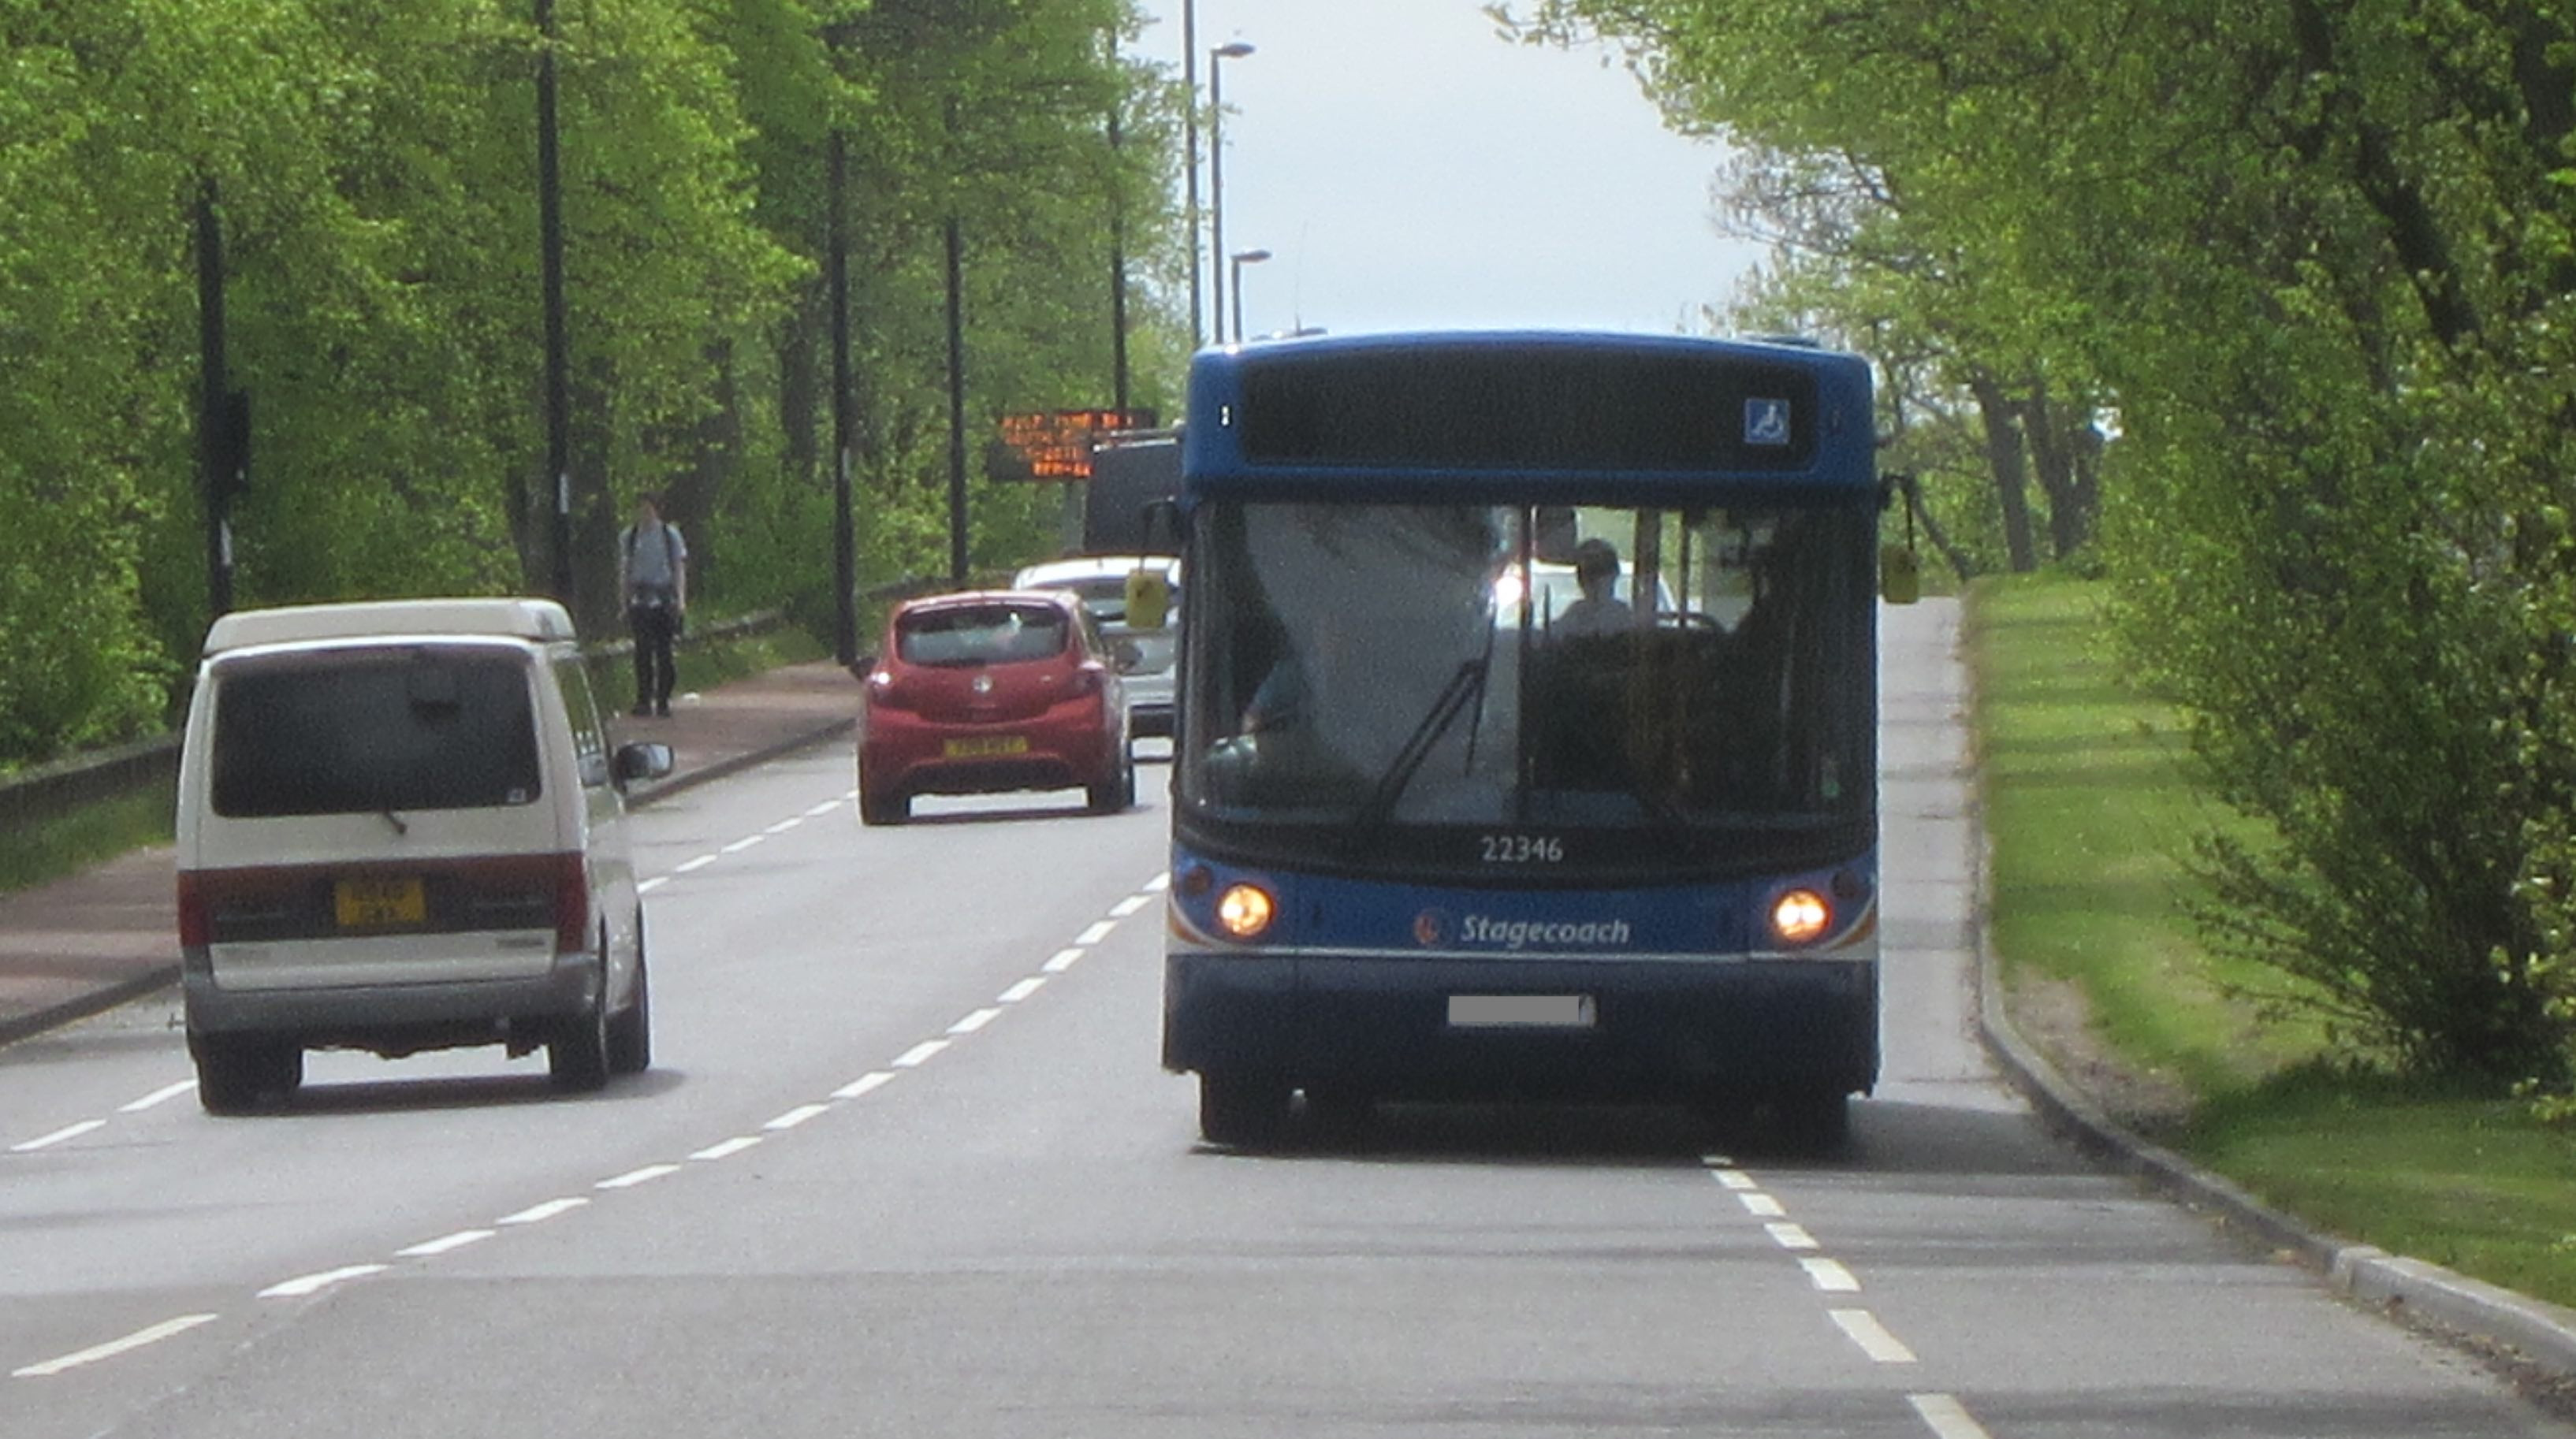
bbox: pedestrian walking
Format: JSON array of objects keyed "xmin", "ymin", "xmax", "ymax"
[{"xmin": 618, "ymin": 493, "xmax": 689, "ymax": 716}]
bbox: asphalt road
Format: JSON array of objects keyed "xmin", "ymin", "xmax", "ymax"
[{"xmin": 2, "ymin": 605, "xmax": 2567, "ymax": 1438}]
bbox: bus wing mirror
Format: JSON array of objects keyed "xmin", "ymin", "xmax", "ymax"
[
  {"xmin": 1124, "ymin": 569, "xmax": 1171, "ymax": 631},
  {"xmin": 1879, "ymin": 545, "xmax": 1922, "ymax": 605}
]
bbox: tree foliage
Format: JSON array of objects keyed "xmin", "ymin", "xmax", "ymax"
[
  {"xmin": 1509, "ymin": 0, "xmax": 2576, "ymax": 1086},
  {"xmin": 0, "ymin": 0, "xmax": 1181, "ymax": 768}
]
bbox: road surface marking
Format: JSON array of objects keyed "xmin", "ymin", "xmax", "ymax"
[
  {"xmin": 1145, "ymin": 872, "xmax": 1172, "ymax": 891},
  {"xmin": 693, "ymin": 1136, "xmax": 763, "ymax": 1161},
  {"xmin": 597, "ymin": 1164, "xmax": 681, "ymax": 1190},
  {"xmin": 1829, "ymin": 1309, "xmax": 1917, "ymax": 1363},
  {"xmin": 1111, "ymin": 894, "xmax": 1152, "ymax": 917},
  {"xmin": 765, "ymin": 818, "xmax": 804, "ymax": 835},
  {"xmin": 949, "ymin": 1008, "xmax": 1000, "ymax": 1035},
  {"xmin": 721, "ymin": 835, "xmax": 765, "ymax": 854},
  {"xmin": 892, "ymin": 1039, "xmax": 948, "ymax": 1068},
  {"xmin": 638, "ymin": 877, "xmax": 668, "ymax": 893},
  {"xmin": 1738, "ymin": 1192, "xmax": 1787, "ymax": 1218},
  {"xmin": 999, "ymin": 977, "xmax": 1045, "ymax": 1003},
  {"xmin": 808, "ymin": 799, "xmax": 843, "ymax": 817},
  {"xmin": 674, "ymin": 855, "xmax": 717, "ymax": 874},
  {"xmin": 1711, "ymin": 1169, "xmax": 1758, "ymax": 1191},
  {"xmin": 396, "ymin": 1230, "xmax": 496, "ymax": 1258},
  {"xmin": 1699, "ymin": 1153, "xmax": 1734, "ymax": 1167},
  {"xmin": 833, "ymin": 1072, "xmax": 895, "ymax": 1099},
  {"xmin": 764, "ymin": 1104, "xmax": 829, "ymax": 1132},
  {"xmin": 1075, "ymin": 920, "xmax": 1116, "ymax": 946},
  {"xmin": 498, "ymin": 1198, "xmax": 589, "ymax": 1225},
  {"xmin": 121, "ymin": 1080, "xmax": 198, "ymax": 1113},
  {"xmin": 1043, "ymin": 947, "xmax": 1084, "ymax": 972},
  {"xmin": 260, "ymin": 1265, "xmax": 389, "ymax": 1300},
  {"xmin": 1800, "ymin": 1257, "xmax": 1861, "ymax": 1292},
  {"xmin": 1908, "ymin": 1394, "xmax": 1993, "ymax": 1439},
  {"xmin": 11, "ymin": 1120, "xmax": 105, "ymax": 1153},
  {"xmin": 1765, "ymin": 1222, "xmax": 1819, "ymax": 1251},
  {"xmin": 13, "ymin": 1314, "xmax": 219, "ymax": 1378}
]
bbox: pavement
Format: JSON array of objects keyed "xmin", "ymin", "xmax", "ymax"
[
  {"xmin": 8, "ymin": 640, "xmax": 2576, "ymax": 1403},
  {"xmin": 0, "ymin": 658, "xmax": 862, "ymax": 1050}
]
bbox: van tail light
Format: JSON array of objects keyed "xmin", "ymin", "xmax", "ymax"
[
  {"xmin": 177, "ymin": 872, "xmax": 209, "ymax": 949},
  {"xmin": 552, "ymin": 851, "xmax": 591, "ymax": 954}
]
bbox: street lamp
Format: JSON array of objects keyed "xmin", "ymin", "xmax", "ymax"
[
  {"xmin": 1208, "ymin": 40, "xmax": 1254, "ymax": 348},
  {"xmin": 1181, "ymin": 4, "xmax": 1203, "ymax": 348},
  {"xmin": 1228, "ymin": 248, "xmax": 1271, "ymax": 343}
]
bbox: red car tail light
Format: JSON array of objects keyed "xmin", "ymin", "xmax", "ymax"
[{"xmin": 865, "ymin": 670, "xmax": 913, "ymax": 712}]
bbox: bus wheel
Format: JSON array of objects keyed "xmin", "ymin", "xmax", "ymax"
[
  {"xmin": 1774, "ymin": 1088, "xmax": 1852, "ymax": 1153},
  {"xmin": 1198, "ymin": 1072, "xmax": 1290, "ymax": 1148}
]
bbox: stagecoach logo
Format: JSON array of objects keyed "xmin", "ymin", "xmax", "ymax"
[
  {"xmin": 1745, "ymin": 397, "xmax": 1792, "ymax": 447},
  {"xmin": 1416, "ymin": 910, "xmax": 1637, "ymax": 951}
]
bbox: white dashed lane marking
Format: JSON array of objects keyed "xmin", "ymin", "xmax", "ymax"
[
  {"xmin": 764, "ymin": 1105, "xmax": 828, "ymax": 1132},
  {"xmin": 1043, "ymin": 947, "xmax": 1084, "ymax": 973},
  {"xmin": 119, "ymin": 1080, "xmax": 198, "ymax": 1114},
  {"xmin": 692, "ymin": 1136, "xmax": 763, "ymax": 1162},
  {"xmin": 259, "ymin": 1265, "xmax": 388, "ymax": 1300},
  {"xmin": 596, "ymin": 1164, "xmax": 681, "ymax": 1191},
  {"xmin": 1908, "ymin": 1393, "xmax": 1994, "ymax": 1439},
  {"xmin": 10, "ymin": 1120, "xmax": 104, "ymax": 1153},
  {"xmin": 998, "ymin": 977, "xmax": 1045, "ymax": 1003},
  {"xmin": 892, "ymin": 1040, "xmax": 948, "ymax": 1069},
  {"xmin": 1074, "ymin": 920, "xmax": 1117, "ymax": 946},
  {"xmin": 396, "ymin": 1230, "xmax": 496, "ymax": 1259},
  {"xmin": 1766, "ymin": 1221, "xmax": 1819, "ymax": 1251},
  {"xmin": 1799, "ymin": 1257, "xmax": 1861, "ymax": 1293},
  {"xmin": 832, "ymin": 1073, "xmax": 895, "ymax": 1100},
  {"xmin": 498, "ymin": 1198, "xmax": 589, "ymax": 1226},
  {"xmin": 949, "ymin": 1008, "xmax": 1001, "ymax": 1036},
  {"xmin": 13, "ymin": 1315, "xmax": 219, "ymax": 1378},
  {"xmin": 1829, "ymin": 1309, "xmax": 1918, "ymax": 1363}
]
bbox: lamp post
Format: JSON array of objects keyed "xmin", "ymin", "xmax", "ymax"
[
  {"xmin": 1208, "ymin": 41, "xmax": 1254, "ymax": 347},
  {"xmin": 1228, "ymin": 248, "xmax": 1271, "ymax": 343},
  {"xmin": 1181, "ymin": 4, "xmax": 1202, "ymax": 349}
]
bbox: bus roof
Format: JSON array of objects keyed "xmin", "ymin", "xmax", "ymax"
[{"xmin": 1182, "ymin": 329, "xmax": 1875, "ymax": 504}]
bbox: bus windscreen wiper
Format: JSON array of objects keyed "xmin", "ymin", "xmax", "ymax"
[{"xmin": 1344, "ymin": 657, "xmax": 1489, "ymax": 857}]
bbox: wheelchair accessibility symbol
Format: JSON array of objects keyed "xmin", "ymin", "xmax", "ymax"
[{"xmin": 1744, "ymin": 397, "xmax": 1792, "ymax": 447}]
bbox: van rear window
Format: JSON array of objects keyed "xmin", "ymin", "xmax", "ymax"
[
  {"xmin": 897, "ymin": 605, "xmax": 1069, "ymax": 667},
  {"xmin": 213, "ymin": 649, "xmax": 542, "ymax": 816}
]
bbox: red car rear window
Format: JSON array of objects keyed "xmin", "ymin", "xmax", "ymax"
[{"xmin": 897, "ymin": 604, "xmax": 1070, "ymax": 667}]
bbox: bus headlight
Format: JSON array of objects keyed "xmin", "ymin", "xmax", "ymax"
[
  {"xmin": 1215, "ymin": 883, "xmax": 1277, "ymax": 940},
  {"xmin": 1770, "ymin": 889, "xmax": 1833, "ymax": 947}
]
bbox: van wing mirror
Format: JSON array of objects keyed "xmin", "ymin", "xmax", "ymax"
[{"xmin": 613, "ymin": 742, "xmax": 675, "ymax": 786}]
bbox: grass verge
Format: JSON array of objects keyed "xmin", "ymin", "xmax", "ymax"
[{"xmin": 1969, "ymin": 573, "xmax": 2576, "ymax": 1310}]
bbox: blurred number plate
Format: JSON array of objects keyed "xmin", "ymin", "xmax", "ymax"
[
  {"xmin": 335, "ymin": 876, "xmax": 425, "ymax": 928},
  {"xmin": 1447, "ymin": 995, "xmax": 1595, "ymax": 1029},
  {"xmin": 944, "ymin": 734, "xmax": 1030, "ymax": 759}
]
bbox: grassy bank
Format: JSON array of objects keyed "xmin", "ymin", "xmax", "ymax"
[
  {"xmin": 0, "ymin": 620, "xmax": 828, "ymax": 903},
  {"xmin": 1968, "ymin": 574, "xmax": 2576, "ymax": 1308}
]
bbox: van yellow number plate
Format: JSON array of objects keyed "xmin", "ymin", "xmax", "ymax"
[
  {"xmin": 944, "ymin": 735, "xmax": 1030, "ymax": 759},
  {"xmin": 336, "ymin": 877, "xmax": 426, "ymax": 928}
]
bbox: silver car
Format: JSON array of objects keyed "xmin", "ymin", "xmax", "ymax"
[{"xmin": 1011, "ymin": 555, "xmax": 1181, "ymax": 737}]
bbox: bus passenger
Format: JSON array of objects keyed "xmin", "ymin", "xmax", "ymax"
[{"xmin": 1555, "ymin": 539, "xmax": 1636, "ymax": 637}]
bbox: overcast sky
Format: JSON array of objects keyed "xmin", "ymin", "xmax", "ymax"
[{"xmin": 1134, "ymin": 0, "xmax": 1766, "ymax": 342}]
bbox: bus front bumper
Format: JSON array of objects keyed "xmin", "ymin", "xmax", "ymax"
[{"xmin": 1162, "ymin": 950, "xmax": 1878, "ymax": 1102}]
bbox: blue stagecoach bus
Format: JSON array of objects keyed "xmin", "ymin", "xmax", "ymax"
[{"xmin": 1158, "ymin": 330, "xmax": 1896, "ymax": 1146}]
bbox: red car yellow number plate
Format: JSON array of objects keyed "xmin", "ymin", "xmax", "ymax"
[
  {"xmin": 943, "ymin": 734, "xmax": 1031, "ymax": 759},
  {"xmin": 335, "ymin": 876, "xmax": 426, "ymax": 928}
]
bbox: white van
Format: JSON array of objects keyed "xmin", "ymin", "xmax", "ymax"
[{"xmin": 174, "ymin": 598, "xmax": 672, "ymax": 1113}]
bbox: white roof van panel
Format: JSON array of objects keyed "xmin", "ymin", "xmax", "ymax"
[{"xmin": 204, "ymin": 598, "xmax": 576, "ymax": 656}]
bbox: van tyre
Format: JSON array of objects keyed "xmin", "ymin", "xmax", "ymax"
[
  {"xmin": 550, "ymin": 958, "xmax": 613, "ymax": 1093},
  {"xmin": 1197, "ymin": 1071, "xmax": 1290, "ymax": 1149},
  {"xmin": 195, "ymin": 1037, "xmax": 301, "ymax": 1115},
  {"xmin": 607, "ymin": 940, "xmax": 652, "ymax": 1076}
]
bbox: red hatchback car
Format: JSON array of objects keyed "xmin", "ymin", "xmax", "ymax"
[{"xmin": 858, "ymin": 590, "xmax": 1134, "ymax": 825}]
